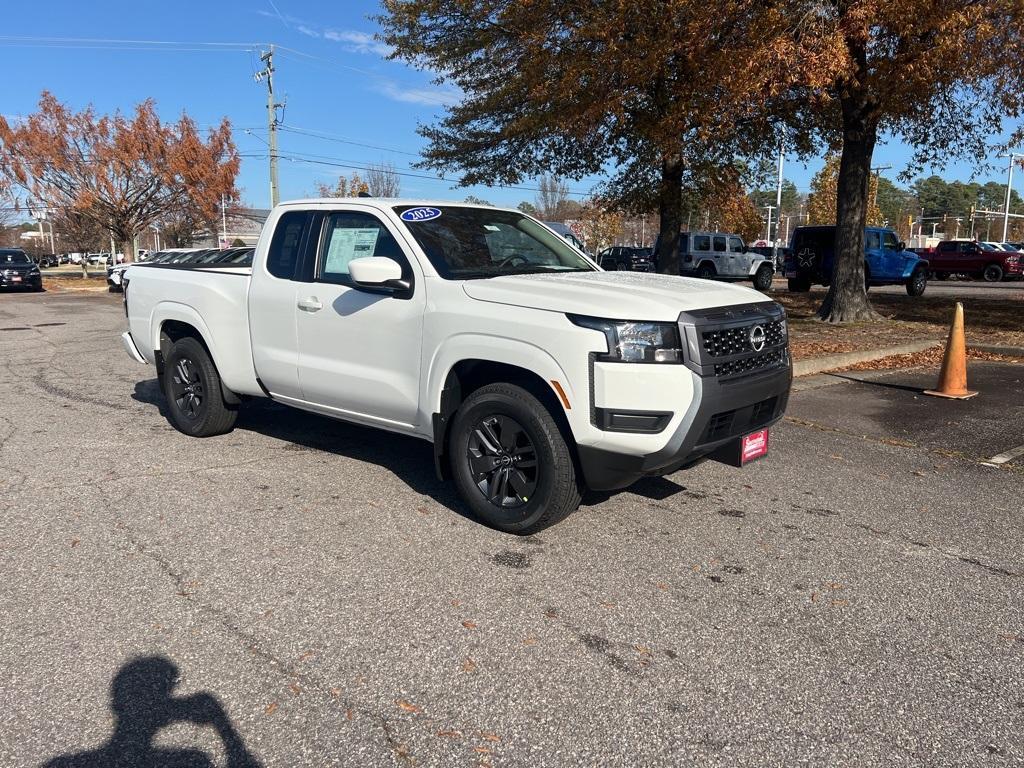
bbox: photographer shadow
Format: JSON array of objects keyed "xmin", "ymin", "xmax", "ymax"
[{"xmin": 45, "ymin": 656, "xmax": 260, "ymax": 768}]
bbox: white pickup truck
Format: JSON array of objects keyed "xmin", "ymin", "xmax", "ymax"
[{"xmin": 121, "ymin": 200, "xmax": 791, "ymax": 533}]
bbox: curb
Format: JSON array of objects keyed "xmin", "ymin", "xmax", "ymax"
[
  {"xmin": 793, "ymin": 340, "xmax": 941, "ymax": 377},
  {"xmin": 970, "ymin": 344, "xmax": 1024, "ymax": 357}
]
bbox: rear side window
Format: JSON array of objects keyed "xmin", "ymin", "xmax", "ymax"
[
  {"xmin": 939, "ymin": 242, "xmax": 955, "ymax": 252},
  {"xmin": 318, "ymin": 211, "xmax": 411, "ymax": 286},
  {"xmin": 267, "ymin": 211, "xmax": 309, "ymax": 279},
  {"xmin": 866, "ymin": 232, "xmax": 880, "ymax": 249},
  {"xmin": 694, "ymin": 235, "xmax": 710, "ymax": 251}
]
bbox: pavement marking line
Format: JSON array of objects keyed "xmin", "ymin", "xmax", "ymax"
[{"xmin": 983, "ymin": 443, "xmax": 1024, "ymax": 466}]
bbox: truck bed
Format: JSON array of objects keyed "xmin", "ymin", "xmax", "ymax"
[{"xmin": 124, "ymin": 263, "xmax": 263, "ymax": 396}]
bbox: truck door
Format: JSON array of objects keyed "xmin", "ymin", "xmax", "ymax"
[
  {"xmin": 712, "ymin": 235, "xmax": 729, "ymax": 274},
  {"xmin": 864, "ymin": 230, "xmax": 883, "ymax": 281},
  {"xmin": 727, "ymin": 236, "xmax": 746, "ymax": 276},
  {"xmin": 294, "ymin": 209, "xmax": 424, "ymax": 427},
  {"xmin": 247, "ymin": 209, "xmax": 311, "ymax": 400},
  {"xmin": 881, "ymin": 230, "xmax": 902, "ymax": 278}
]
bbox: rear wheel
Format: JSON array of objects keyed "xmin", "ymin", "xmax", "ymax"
[
  {"xmin": 448, "ymin": 383, "xmax": 581, "ymax": 534},
  {"xmin": 906, "ymin": 266, "xmax": 927, "ymax": 296},
  {"xmin": 752, "ymin": 264, "xmax": 773, "ymax": 291},
  {"xmin": 983, "ymin": 263, "xmax": 1004, "ymax": 282},
  {"xmin": 696, "ymin": 262, "xmax": 716, "ymax": 280},
  {"xmin": 162, "ymin": 336, "xmax": 238, "ymax": 437}
]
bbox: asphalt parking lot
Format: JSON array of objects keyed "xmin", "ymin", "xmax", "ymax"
[{"xmin": 2, "ymin": 291, "xmax": 1022, "ymax": 767}]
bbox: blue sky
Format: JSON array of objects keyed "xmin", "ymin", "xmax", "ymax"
[{"xmin": 1, "ymin": 1, "xmax": 1018, "ymax": 210}]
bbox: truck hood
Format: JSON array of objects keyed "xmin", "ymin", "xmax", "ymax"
[{"xmin": 461, "ymin": 271, "xmax": 769, "ymax": 320}]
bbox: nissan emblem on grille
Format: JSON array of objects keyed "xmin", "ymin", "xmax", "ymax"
[{"xmin": 749, "ymin": 325, "xmax": 766, "ymax": 352}]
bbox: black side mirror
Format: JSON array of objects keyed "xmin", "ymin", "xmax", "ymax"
[{"xmin": 898, "ymin": 241, "xmax": 906, "ymax": 251}]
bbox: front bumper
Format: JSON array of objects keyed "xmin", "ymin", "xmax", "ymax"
[
  {"xmin": 577, "ymin": 301, "xmax": 792, "ymax": 491},
  {"xmin": 0, "ymin": 272, "xmax": 42, "ymax": 289}
]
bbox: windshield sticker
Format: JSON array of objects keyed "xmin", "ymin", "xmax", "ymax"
[{"xmin": 400, "ymin": 207, "xmax": 442, "ymax": 223}]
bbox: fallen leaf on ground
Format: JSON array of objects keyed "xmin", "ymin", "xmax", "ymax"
[
  {"xmin": 480, "ymin": 731, "xmax": 501, "ymax": 742},
  {"xmin": 462, "ymin": 620, "xmax": 478, "ymax": 630},
  {"xmin": 397, "ymin": 699, "xmax": 421, "ymax": 714},
  {"xmin": 265, "ymin": 701, "xmax": 278, "ymax": 715},
  {"xmin": 437, "ymin": 730, "xmax": 462, "ymax": 739},
  {"xmin": 462, "ymin": 657, "xmax": 477, "ymax": 672}
]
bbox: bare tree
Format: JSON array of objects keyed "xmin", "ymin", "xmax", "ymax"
[
  {"xmin": 534, "ymin": 175, "xmax": 571, "ymax": 220},
  {"xmin": 365, "ymin": 162, "xmax": 401, "ymax": 197}
]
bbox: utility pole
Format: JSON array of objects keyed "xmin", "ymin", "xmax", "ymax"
[
  {"xmin": 763, "ymin": 205, "xmax": 775, "ymax": 243},
  {"xmin": 221, "ymin": 194, "xmax": 228, "ymax": 247},
  {"xmin": 773, "ymin": 145, "xmax": 785, "ymax": 256},
  {"xmin": 870, "ymin": 165, "xmax": 891, "ymax": 212},
  {"xmin": 1000, "ymin": 153, "xmax": 1024, "ymax": 242},
  {"xmin": 256, "ymin": 46, "xmax": 281, "ymax": 208}
]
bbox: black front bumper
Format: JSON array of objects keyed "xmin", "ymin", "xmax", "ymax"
[
  {"xmin": 0, "ymin": 273, "xmax": 42, "ymax": 289},
  {"xmin": 577, "ymin": 302, "xmax": 792, "ymax": 491}
]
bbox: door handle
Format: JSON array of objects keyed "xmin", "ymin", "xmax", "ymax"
[{"xmin": 297, "ymin": 297, "xmax": 323, "ymax": 312}]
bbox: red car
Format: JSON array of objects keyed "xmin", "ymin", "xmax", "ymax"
[{"xmin": 929, "ymin": 240, "xmax": 1023, "ymax": 282}]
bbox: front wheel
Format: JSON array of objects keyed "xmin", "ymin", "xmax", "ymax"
[
  {"xmin": 162, "ymin": 336, "xmax": 238, "ymax": 437},
  {"xmin": 983, "ymin": 263, "xmax": 1004, "ymax": 282},
  {"xmin": 906, "ymin": 266, "xmax": 928, "ymax": 296},
  {"xmin": 752, "ymin": 264, "xmax": 773, "ymax": 291},
  {"xmin": 448, "ymin": 383, "xmax": 581, "ymax": 534}
]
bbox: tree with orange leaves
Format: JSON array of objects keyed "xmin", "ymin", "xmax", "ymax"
[{"xmin": 0, "ymin": 92, "xmax": 239, "ymax": 262}]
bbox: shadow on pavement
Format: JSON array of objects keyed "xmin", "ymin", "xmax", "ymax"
[
  {"xmin": 43, "ymin": 656, "xmax": 261, "ymax": 768},
  {"xmin": 131, "ymin": 378, "xmax": 464, "ymax": 514}
]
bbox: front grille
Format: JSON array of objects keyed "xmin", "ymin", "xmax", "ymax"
[
  {"xmin": 680, "ymin": 301, "xmax": 790, "ymax": 380},
  {"xmin": 715, "ymin": 348, "xmax": 788, "ymax": 377},
  {"xmin": 705, "ymin": 411, "xmax": 735, "ymax": 441},
  {"xmin": 702, "ymin": 319, "xmax": 786, "ymax": 357},
  {"xmin": 701, "ymin": 396, "xmax": 780, "ymax": 444}
]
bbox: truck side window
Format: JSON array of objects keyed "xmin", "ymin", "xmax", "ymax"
[
  {"xmin": 728, "ymin": 237, "xmax": 744, "ymax": 253},
  {"xmin": 866, "ymin": 232, "xmax": 880, "ymax": 250},
  {"xmin": 267, "ymin": 211, "xmax": 308, "ymax": 280},
  {"xmin": 883, "ymin": 232, "xmax": 899, "ymax": 250},
  {"xmin": 318, "ymin": 212, "xmax": 411, "ymax": 286},
  {"xmin": 694, "ymin": 235, "xmax": 710, "ymax": 251},
  {"xmin": 713, "ymin": 236, "xmax": 727, "ymax": 252},
  {"xmin": 939, "ymin": 242, "xmax": 955, "ymax": 252}
]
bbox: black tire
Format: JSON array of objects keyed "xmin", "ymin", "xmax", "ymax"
[
  {"xmin": 161, "ymin": 336, "xmax": 237, "ymax": 437},
  {"xmin": 448, "ymin": 383, "xmax": 581, "ymax": 534},
  {"xmin": 787, "ymin": 275, "xmax": 811, "ymax": 292},
  {"xmin": 863, "ymin": 266, "xmax": 871, "ymax": 292},
  {"xmin": 983, "ymin": 263, "xmax": 1004, "ymax": 282},
  {"xmin": 752, "ymin": 264, "xmax": 773, "ymax": 291},
  {"xmin": 696, "ymin": 262, "xmax": 716, "ymax": 280},
  {"xmin": 906, "ymin": 266, "xmax": 927, "ymax": 296}
]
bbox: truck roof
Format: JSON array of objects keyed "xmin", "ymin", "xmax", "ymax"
[{"xmin": 277, "ymin": 198, "xmax": 523, "ymax": 215}]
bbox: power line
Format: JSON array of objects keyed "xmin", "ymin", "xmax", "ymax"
[{"xmin": 0, "ymin": 35, "xmax": 260, "ymax": 48}]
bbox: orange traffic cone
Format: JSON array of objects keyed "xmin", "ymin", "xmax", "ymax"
[{"xmin": 924, "ymin": 301, "xmax": 978, "ymax": 400}]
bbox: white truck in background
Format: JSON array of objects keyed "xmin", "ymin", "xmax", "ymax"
[{"xmin": 121, "ymin": 199, "xmax": 791, "ymax": 533}]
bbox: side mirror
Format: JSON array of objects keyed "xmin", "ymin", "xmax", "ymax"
[
  {"xmin": 898, "ymin": 241, "xmax": 906, "ymax": 251},
  {"xmin": 348, "ymin": 257, "xmax": 410, "ymax": 293}
]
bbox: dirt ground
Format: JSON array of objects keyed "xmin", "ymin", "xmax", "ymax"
[{"xmin": 778, "ymin": 292, "xmax": 1024, "ymax": 360}]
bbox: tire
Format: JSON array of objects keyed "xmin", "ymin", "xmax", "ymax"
[
  {"xmin": 696, "ymin": 262, "xmax": 716, "ymax": 280},
  {"xmin": 752, "ymin": 264, "xmax": 773, "ymax": 291},
  {"xmin": 983, "ymin": 263, "xmax": 1004, "ymax": 282},
  {"xmin": 787, "ymin": 276, "xmax": 811, "ymax": 292},
  {"xmin": 161, "ymin": 336, "xmax": 238, "ymax": 437},
  {"xmin": 448, "ymin": 383, "xmax": 581, "ymax": 534},
  {"xmin": 863, "ymin": 266, "xmax": 871, "ymax": 292},
  {"xmin": 906, "ymin": 266, "xmax": 927, "ymax": 297}
]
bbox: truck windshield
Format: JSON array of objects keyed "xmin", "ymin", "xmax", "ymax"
[{"xmin": 394, "ymin": 206, "xmax": 596, "ymax": 280}]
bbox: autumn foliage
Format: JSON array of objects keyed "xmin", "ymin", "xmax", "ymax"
[{"xmin": 0, "ymin": 92, "xmax": 239, "ymax": 261}]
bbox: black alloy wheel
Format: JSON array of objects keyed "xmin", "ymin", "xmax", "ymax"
[
  {"xmin": 467, "ymin": 415, "xmax": 538, "ymax": 508},
  {"xmin": 168, "ymin": 356, "xmax": 205, "ymax": 421}
]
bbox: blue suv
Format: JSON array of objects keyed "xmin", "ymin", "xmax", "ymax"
[{"xmin": 786, "ymin": 226, "xmax": 929, "ymax": 296}]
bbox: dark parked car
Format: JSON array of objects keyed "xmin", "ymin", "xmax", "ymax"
[
  {"xmin": 37, "ymin": 254, "xmax": 59, "ymax": 268},
  {"xmin": 0, "ymin": 248, "xmax": 43, "ymax": 291},
  {"xmin": 597, "ymin": 246, "xmax": 655, "ymax": 272}
]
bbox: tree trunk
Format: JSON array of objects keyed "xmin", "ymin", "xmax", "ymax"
[
  {"xmin": 817, "ymin": 93, "xmax": 883, "ymax": 320},
  {"xmin": 120, "ymin": 239, "xmax": 134, "ymax": 264},
  {"xmin": 655, "ymin": 155, "xmax": 683, "ymax": 275}
]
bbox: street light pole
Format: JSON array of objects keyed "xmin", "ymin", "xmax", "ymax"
[
  {"xmin": 763, "ymin": 205, "xmax": 775, "ymax": 244},
  {"xmin": 256, "ymin": 46, "xmax": 281, "ymax": 208},
  {"xmin": 773, "ymin": 145, "xmax": 784, "ymax": 255},
  {"xmin": 1001, "ymin": 153, "xmax": 1024, "ymax": 242}
]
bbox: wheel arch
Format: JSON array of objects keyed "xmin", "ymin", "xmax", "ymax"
[
  {"xmin": 154, "ymin": 310, "xmax": 240, "ymax": 406},
  {"xmin": 431, "ymin": 356, "xmax": 577, "ymax": 482}
]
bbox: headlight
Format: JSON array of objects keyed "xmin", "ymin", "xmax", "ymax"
[{"xmin": 568, "ymin": 315, "xmax": 682, "ymax": 363}]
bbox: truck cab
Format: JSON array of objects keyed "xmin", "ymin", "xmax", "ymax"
[{"xmin": 786, "ymin": 225, "xmax": 929, "ymax": 296}]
